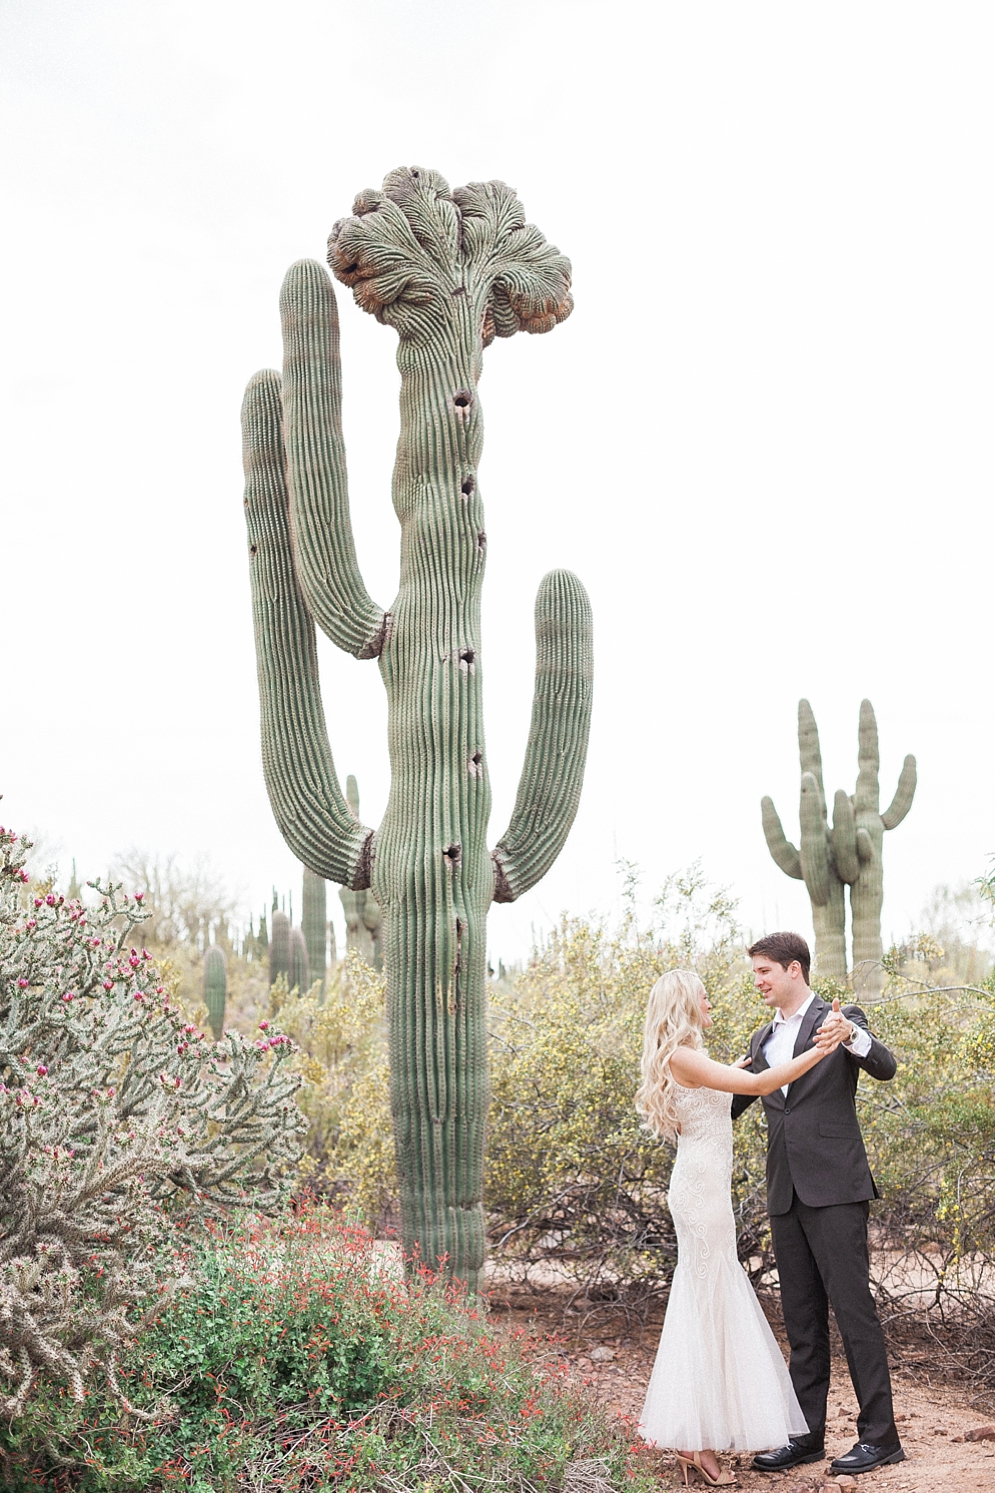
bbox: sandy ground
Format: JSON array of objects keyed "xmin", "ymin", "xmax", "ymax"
[{"xmin": 486, "ymin": 1288, "xmax": 995, "ymax": 1492}]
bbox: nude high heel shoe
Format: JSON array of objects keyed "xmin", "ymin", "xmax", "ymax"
[{"xmin": 675, "ymin": 1451, "xmax": 737, "ymax": 1487}]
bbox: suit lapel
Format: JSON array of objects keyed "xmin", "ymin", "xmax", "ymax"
[
  {"xmin": 752, "ymin": 1022, "xmax": 774, "ymax": 1071},
  {"xmin": 793, "ymin": 997, "xmax": 828, "ymax": 1058}
]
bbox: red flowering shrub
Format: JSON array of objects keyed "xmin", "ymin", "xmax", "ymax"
[{"xmin": 1, "ymin": 1205, "xmax": 657, "ymax": 1491}]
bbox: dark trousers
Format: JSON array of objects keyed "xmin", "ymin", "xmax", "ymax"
[{"xmin": 771, "ymin": 1194, "xmax": 897, "ymax": 1449}]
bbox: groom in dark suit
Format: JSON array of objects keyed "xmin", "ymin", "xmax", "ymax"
[{"xmin": 733, "ymin": 931, "xmax": 905, "ymax": 1476}]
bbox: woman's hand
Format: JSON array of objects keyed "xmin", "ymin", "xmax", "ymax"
[{"xmin": 734, "ymin": 1054, "xmax": 753, "ymax": 1069}]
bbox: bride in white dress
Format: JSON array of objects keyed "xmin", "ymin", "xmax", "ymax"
[{"xmin": 635, "ymin": 970, "xmax": 841, "ymax": 1487}]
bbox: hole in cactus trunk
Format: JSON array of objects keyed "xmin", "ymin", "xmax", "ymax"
[
  {"xmin": 250, "ymin": 544, "xmax": 258, "ymax": 556},
  {"xmin": 468, "ymin": 750, "xmax": 483, "ymax": 778},
  {"xmin": 453, "ymin": 391, "xmax": 472, "ymax": 411},
  {"xmin": 458, "ymin": 648, "xmax": 476, "ymax": 673},
  {"xmin": 461, "ymin": 475, "xmax": 475, "ymax": 498},
  {"xmin": 477, "ymin": 531, "xmax": 486, "ymax": 551},
  {"xmin": 443, "ymin": 844, "xmax": 462, "ymax": 868},
  {"xmin": 451, "ymin": 285, "xmax": 466, "ymax": 297},
  {"xmin": 344, "ymin": 262, "xmax": 358, "ymax": 275}
]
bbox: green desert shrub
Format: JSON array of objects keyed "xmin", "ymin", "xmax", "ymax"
[
  {"xmin": 0, "ymin": 826, "xmax": 305, "ymax": 1417},
  {"xmin": 1, "ymin": 1206, "xmax": 656, "ymax": 1493},
  {"xmin": 271, "ymin": 955, "xmax": 396, "ymax": 1228},
  {"xmin": 485, "ymin": 871, "xmax": 771, "ymax": 1295}
]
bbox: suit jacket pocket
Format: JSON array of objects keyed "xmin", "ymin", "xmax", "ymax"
[{"xmin": 819, "ymin": 1121, "xmax": 861, "ymax": 1139}]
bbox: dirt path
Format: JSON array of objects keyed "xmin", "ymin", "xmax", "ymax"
[{"xmin": 487, "ymin": 1290, "xmax": 995, "ymax": 1491}]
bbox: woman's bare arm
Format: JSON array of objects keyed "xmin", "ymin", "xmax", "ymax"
[{"xmin": 669, "ymin": 1038, "xmax": 838, "ymax": 1095}]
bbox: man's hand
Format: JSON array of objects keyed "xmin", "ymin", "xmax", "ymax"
[{"xmin": 814, "ymin": 997, "xmax": 852, "ymax": 1052}]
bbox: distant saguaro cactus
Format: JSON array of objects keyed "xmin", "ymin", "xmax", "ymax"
[
  {"xmin": 241, "ymin": 167, "xmax": 593, "ymax": 1288},
  {"xmin": 203, "ymin": 944, "xmax": 228, "ymax": 1040},
  {"xmin": 269, "ymin": 908, "xmax": 290, "ymax": 986},
  {"xmin": 339, "ymin": 776, "xmax": 383, "ymax": 969},
  {"xmin": 302, "ymin": 866, "xmax": 328, "ymax": 994},
  {"xmin": 289, "ymin": 925, "xmax": 309, "ymax": 993},
  {"xmin": 762, "ymin": 699, "xmax": 916, "ymax": 994}
]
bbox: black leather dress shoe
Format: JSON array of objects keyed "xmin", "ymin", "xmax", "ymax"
[
  {"xmin": 751, "ymin": 1440, "xmax": 825, "ymax": 1471},
  {"xmin": 830, "ymin": 1441, "xmax": 906, "ymax": 1474}
]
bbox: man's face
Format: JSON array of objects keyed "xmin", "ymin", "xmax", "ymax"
[{"xmin": 752, "ymin": 955, "xmax": 800, "ymax": 1009}]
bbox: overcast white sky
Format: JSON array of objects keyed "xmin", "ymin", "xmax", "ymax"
[{"xmin": 2, "ymin": 1, "xmax": 993, "ymax": 963}]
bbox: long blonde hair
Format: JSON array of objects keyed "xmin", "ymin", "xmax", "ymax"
[{"xmin": 635, "ymin": 969, "xmax": 706, "ymax": 1140}]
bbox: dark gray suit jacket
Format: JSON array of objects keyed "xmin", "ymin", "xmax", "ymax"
[{"xmin": 730, "ymin": 995, "xmax": 897, "ymax": 1215}]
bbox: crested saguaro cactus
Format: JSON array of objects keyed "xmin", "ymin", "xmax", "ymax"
[
  {"xmin": 761, "ymin": 699, "xmax": 916, "ymax": 995},
  {"xmin": 241, "ymin": 167, "xmax": 593, "ymax": 1288}
]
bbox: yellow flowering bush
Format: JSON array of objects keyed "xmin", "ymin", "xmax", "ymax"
[{"xmin": 274, "ymin": 954, "xmax": 396, "ymax": 1228}]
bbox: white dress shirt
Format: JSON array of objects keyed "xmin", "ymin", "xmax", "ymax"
[{"xmin": 762, "ymin": 991, "xmax": 872, "ymax": 1094}]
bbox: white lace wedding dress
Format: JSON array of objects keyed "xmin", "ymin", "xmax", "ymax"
[{"xmin": 639, "ymin": 1083, "xmax": 809, "ymax": 1452}]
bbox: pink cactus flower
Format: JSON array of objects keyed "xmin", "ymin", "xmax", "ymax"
[
  {"xmin": 17, "ymin": 979, "xmax": 28, "ymax": 989},
  {"xmin": 36, "ymin": 1065, "xmax": 48, "ymax": 1076},
  {"xmin": 258, "ymin": 1020, "xmax": 269, "ymax": 1031}
]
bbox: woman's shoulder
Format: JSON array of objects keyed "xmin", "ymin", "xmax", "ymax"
[{"xmin": 668, "ymin": 1044, "xmax": 703, "ymax": 1089}]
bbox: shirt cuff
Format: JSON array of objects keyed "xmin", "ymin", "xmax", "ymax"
[{"xmin": 844, "ymin": 1023, "xmax": 872, "ymax": 1058}]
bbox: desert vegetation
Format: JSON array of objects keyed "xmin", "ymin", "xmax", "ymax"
[{"xmin": 3, "ymin": 823, "xmax": 994, "ymax": 1486}]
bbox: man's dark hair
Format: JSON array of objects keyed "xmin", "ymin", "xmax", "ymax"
[{"xmin": 748, "ymin": 931, "xmax": 811, "ymax": 984}]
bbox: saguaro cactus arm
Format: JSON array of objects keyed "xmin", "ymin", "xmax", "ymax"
[
  {"xmin": 761, "ymin": 797, "xmax": 803, "ymax": 878},
  {"xmin": 854, "ymin": 698, "xmax": 882, "ymax": 813},
  {"xmin": 280, "ymin": 261, "xmax": 387, "ymax": 660},
  {"xmin": 882, "ymin": 754, "xmax": 917, "ymax": 830},
  {"xmin": 798, "ymin": 772, "xmax": 830, "ymax": 907},
  {"xmin": 831, "ymin": 788, "xmax": 861, "ymax": 884},
  {"xmin": 492, "ymin": 571, "xmax": 593, "ymax": 904},
  {"xmin": 241, "ymin": 370, "xmax": 373, "ymax": 887}
]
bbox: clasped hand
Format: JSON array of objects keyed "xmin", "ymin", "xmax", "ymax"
[{"xmin": 813, "ymin": 997, "xmax": 850, "ymax": 1053}]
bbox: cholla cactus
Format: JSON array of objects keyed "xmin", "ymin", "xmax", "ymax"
[
  {"xmin": 762, "ymin": 699, "xmax": 916, "ymax": 993},
  {"xmin": 203, "ymin": 944, "xmax": 227, "ymax": 1040},
  {"xmin": 0, "ymin": 826, "xmax": 304, "ymax": 1415}
]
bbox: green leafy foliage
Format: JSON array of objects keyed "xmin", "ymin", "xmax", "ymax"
[{"xmin": 1, "ymin": 1207, "xmax": 656, "ymax": 1492}]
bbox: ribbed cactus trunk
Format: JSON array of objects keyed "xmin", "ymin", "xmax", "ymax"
[
  {"xmin": 373, "ymin": 289, "xmax": 491, "ymax": 1274},
  {"xmin": 203, "ymin": 945, "xmax": 227, "ymax": 1042},
  {"xmin": 302, "ymin": 867, "xmax": 327, "ymax": 995},
  {"xmin": 241, "ymin": 168, "xmax": 592, "ymax": 1289},
  {"xmin": 849, "ymin": 701, "xmax": 916, "ymax": 996},
  {"xmin": 289, "ymin": 925, "xmax": 310, "ymax": 993},
  {"xmin": 269, "ymin": 909, "xmax": 290, "ymax": 986}
]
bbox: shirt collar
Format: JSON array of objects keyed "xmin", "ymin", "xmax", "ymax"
[{"xmin": 772, "ymin": 991, "xmax": 816, "ymax": 1027}]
